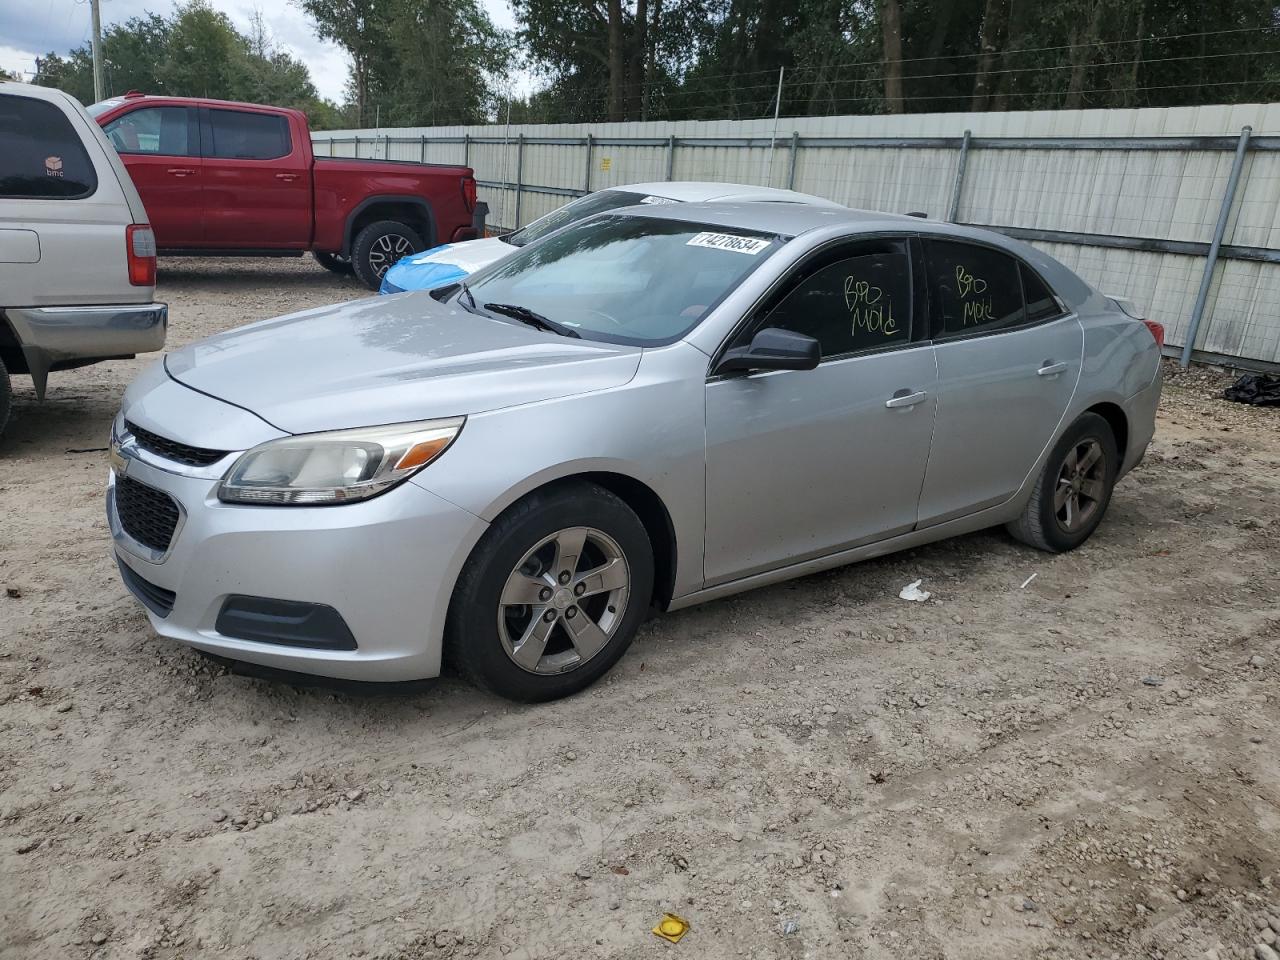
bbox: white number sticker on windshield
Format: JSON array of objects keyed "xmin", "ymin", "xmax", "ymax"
[{"xmin": 686, "ymin": 232, "xmax": 771, "ymax": 255}]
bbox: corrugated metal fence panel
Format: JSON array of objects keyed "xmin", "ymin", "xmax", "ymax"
[{"xmin": 313, "ymin": 103, "xmax": 1280, "ymax": 366}]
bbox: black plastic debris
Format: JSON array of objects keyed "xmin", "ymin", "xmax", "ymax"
[{"xmin": 1223, "ymin": 373, "xmax": 1280, "ymax": 406}]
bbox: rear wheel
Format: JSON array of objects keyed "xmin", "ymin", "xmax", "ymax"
[
  {"xmin": 445, "ymin": 482, "xmax": 654, "ymax": 702},
  {"xmin": 0, "ymin": 354, "xmax": 10, "ymax": 439},
  {"xmin": 313, "ymin": 251, "xmax": 353, "ymax": 275},
  {"xmin": 1007, "ymin": 412, "xmax": 1118, "ymax": 553},
  {"xmin": 350, "ymin": 220, "xmax": 423, "ymax": 290}
]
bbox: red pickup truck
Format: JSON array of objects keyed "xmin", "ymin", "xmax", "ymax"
[{"xmin": 88, "ymin": 93, "xmax": 483, "ymax": 289}]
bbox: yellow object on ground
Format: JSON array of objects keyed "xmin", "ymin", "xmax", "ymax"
[{"xmin": 652, "ymin": 913, "xmax": 690, "ymax": 943}]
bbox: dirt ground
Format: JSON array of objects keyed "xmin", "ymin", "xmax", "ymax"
[{"xmin": 1, "ymin": 257, "xmax": 1278, "ymax": 960}]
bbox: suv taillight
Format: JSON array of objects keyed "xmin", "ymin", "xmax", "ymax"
[
  {"xmin": 126, "ymin": 224, "xmax": 156, "ymax": 286},
  {"xmin": 1142, "ymin": 320, "xmax": 1165, "ymax": 349},
  {"xmin": 461, "ymin": 176, "xmax": 477, "ymax": 212}
]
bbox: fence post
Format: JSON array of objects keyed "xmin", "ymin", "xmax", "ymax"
[
  {"xmin": 463, "ymin": 132, "xmax": 470, "ymax": 169},
  {"xmin": 420, "ymin": 134, "xmax": 427, "ymax": 162},
  {"xmin": 947, "ymin": 129, "xmax": 971, "ymax": 222},
  {"xmin": 787, "ymin": 131, "xmax": 799, "ymax": 190},
  {"xmin": 514, "ymin": 133, "xmax": 525, "ymax": 229},
  {"xmin": 353, "ymin": 134, "xmax": 360, "ymax": 158},
  {"xmin": 584, "ymin": 133, "xmax": 593, "ymax": 193},
  {"xmin": 665, "ymin": 135, "xmax": 676, "ymax": 180},
  {"xmin": 1182, "ymin": 125, "xmax": 1253, "ymax": 367}
]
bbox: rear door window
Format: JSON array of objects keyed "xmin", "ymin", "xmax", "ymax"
[
  {"xmin": 206, "ymin": 109, "xmax": 291, "ymax": 160},
  {"xmin": 922, "ymin": 239, "xmax": 1026, "ymax": 338},
  {"xmin": 103, "ymin": 106, "xmax": 195, "ymax": 157},
  {"xmin": 0, "ymin": 94, "xmax": 98, "ymax": 199}
]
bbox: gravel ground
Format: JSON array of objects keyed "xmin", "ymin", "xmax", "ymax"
[{"xmin": 1, "ymin": 257, "xmax": 1278, "ymax": 960}]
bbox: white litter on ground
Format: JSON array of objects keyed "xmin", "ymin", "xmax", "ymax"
[
  {"xmin": 1020, "ymin": 573, "xmax": 1038, "ymax": 589},
  {"xmin": 898, "ymin": 579, "xmax": 932, "ymax": 602}
]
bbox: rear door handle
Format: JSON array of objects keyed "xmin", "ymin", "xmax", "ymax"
[
  {"xmin": 885, "ymin": 389, "xmax": 928, "ymax": 409},
  {"xmin": 275, "ymin": 172, "xmax": 299, "ymax": 181},
  {"xmin": 1037, "ymin": 361, "xmax": 1068, "ymax": 377},
  {"xmin": 166, "ymin": 167, "xmax": 195, "ymax": 177}
]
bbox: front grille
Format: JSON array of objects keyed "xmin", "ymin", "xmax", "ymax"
[
  {"xmin": 125, "ymin": 420, "xmax": 228, "ymax": 467},
  {"xmin": 116, "ymin": 557, "xmax": 176, "ymax": 617},
  {"xmin": 115, "ymin": 475, "xmax": 180, "ymax": 553}
]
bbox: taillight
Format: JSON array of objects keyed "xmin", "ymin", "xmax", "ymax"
[
  {"xmin": 126, "ymin": 224, "xmax": 156, "ymax": 286},
  {"xmin": 461, "ymin": 176, "xmax": 477, "ymax": 212},
  {"xmin": 1142, "ymin": 320, "xmax": 1165, "ymax": 349}
]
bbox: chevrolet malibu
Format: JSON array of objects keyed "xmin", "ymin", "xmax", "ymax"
[{"xmin": 109, "ymin": 203, "xmax": 1163, "ymax": 702}]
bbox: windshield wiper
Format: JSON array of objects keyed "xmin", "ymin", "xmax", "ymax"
[
  {"xmin": 484, "ymin": 302, "xmax": 580, "ymax": 338},
  {"xmin": 457, "ymin": 280, "xmax": 479, "ymax": 313}
]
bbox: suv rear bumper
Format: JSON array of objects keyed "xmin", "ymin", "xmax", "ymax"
[{"xmin": 3, "ymin": 302, "xmax": 167, "ymax": 398}]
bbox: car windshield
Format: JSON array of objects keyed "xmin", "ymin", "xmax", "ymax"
[
  {"xmin": 504, "ymin": 189, "xmax": 678, "ymax": 247},
  {"xmin": 86, "ymin": 98, "xmax": 125, "ymax": 118},
  {"xmin": 464, "ymin": 214, "xmax": 782, "ymax": 346}
]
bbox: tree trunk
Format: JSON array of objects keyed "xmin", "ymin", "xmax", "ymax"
[
  {"xmin": 643, "ymin": 0, "xmax": 662, "ymax": 119},
  {"xmin": 607, "ymin": 0, "xmax": 624, "ymax": 121},
  {"xmin": 1125, "ymin": 0, "xmax": 1145, "ymax": 107},
  {"xmin": 970, "ymin": 0, "xmax": 1007, "ymax": 111},
  {"xmin": 629, "ymin": 0, "xmax": 648, "ymax": 119},
  {"xmin": 991, "ymin": 0, "xmax": 1028, "ymax": 111},
  {"xmin": 1065, "ymin": 0, "xmax": 1104, "ymax": 109},
  {"xmin": 881, "ymin": 0, "xmax": 904, "ymax": 114}
]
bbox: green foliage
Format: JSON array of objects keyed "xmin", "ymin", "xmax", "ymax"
[
  {"xmin": 508, "ymin": 0, "xmax": 1280, "ymax": 121},
  {"xmin": 32, "ymin": 0, "xmax": 340, "ymax": 123},
  {"xmin": 298, "ymin": 0, "xmax": 509, "ymax": 127}
]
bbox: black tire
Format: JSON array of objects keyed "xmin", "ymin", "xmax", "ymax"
[
  {"xmin": 0, "ymin": 354, "xmax": 10, "ymax": 439},
  {"xmin": 313, "ymin": 251, "xmax": 354, "ymax": 275},
  {"xmin": 1007, "ymin": 412, "xmax": 1119, "ymax": 553},
  {"xmin": 445, "ymin": 481, "xmax": 655, "ymax": 702},
  {"xmin": 350, "ymin": 220, "xmax": 424, "ymax": 290}
]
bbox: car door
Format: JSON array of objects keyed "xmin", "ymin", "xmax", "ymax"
[
  {"xmin": 703, "ymin": 237, "xmax": 938, "ymax": 585},
  {"xmin": 200, "ymin": 106, "xmax": 310, "ymax": 248},
  {"xmin": 916, "ymin": 238, "xmax": 1083, "ymax": 527},
  {"xmin": 101, "ymin": 105, "xmax": 202, "ymax": 246}
]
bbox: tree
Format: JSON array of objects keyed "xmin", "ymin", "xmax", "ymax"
[
  {"xmin": 298, "ymin": 0, "xmax": 508, "ymax": 127},
  {"xmin": 880, "ymin": 0, "xmax": 904, "ymax": 113}
]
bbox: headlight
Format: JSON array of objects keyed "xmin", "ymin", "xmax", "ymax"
[{"xmin": 217, "ymin": 417, "xmax": 463, "ymax": 506}]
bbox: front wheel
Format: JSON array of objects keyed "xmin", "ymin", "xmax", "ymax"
[
  {"xmin": 1007, "ymin": 411, "xmax": 1119, "ymax": 553},
  {"xmin": 350, "ymin": 220, "xmax": 424, "ymax": 290},
  {"xmin": 445, "ymin": 482, "xmax": 654, "ymax": 702}
]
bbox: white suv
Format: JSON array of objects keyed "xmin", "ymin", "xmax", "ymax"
[{"xmin": 0, "ymin": 81, "xmax": 166, "ymax": 438}]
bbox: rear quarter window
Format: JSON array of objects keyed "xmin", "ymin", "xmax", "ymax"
[{"xmin": 0, "ymin": 94, "xmax": 98, "ymax": 200}]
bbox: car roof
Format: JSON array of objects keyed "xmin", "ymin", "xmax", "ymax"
[
  {"xmin": 608, "ymin": 199, "xmax": 920, "ymax": 237},
  {"xmin": 613, "ymin": 181, "xmax": 845, "ymax": 208}
]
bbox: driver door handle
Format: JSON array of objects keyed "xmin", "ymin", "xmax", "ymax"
[
  {"xmin": 275, "ymin": 172, "xmax": 299, "ymax": 181},
  {"xmin": 166, "ymin": 167, "xmax": 195, "ymax": 177},
  {"xmin": 885, "ymin": 389, "xmax": 928, "ymax": 409},
  {"xmin": 1037, "ymin": 361, "xmax": 1068, "ymax": 377}
]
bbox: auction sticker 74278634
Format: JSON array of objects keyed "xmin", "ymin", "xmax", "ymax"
[{"xmin": 686, "ymin": 232, "xmax": 772, "ymax": 255}]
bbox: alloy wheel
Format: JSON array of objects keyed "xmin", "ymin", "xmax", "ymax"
[
  {"xmin": 497, "ymin": 526, "xmax": 631, "ymax": 675},
  {"xmin": 1054, "ymin": 438, "xmax": 1106, "ymax": 532},
  {"xmin": 367, "ymin": 233, "xmax": 415, "ymax": 279}
]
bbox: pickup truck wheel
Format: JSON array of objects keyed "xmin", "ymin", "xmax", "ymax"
[
  {"xmin": 351, "ymin": 221, "xmax": 424, "ymax": 290},
  {"xmin": 0, "ymin": 354, "xmax": 9, "ymax": 439},
  {"xmin": 313, "ymin": 251, "xmax": 353, "ymax": 276}
]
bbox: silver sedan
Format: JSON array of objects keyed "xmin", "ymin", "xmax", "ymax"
[{"xmin": 109, "ymin": 203, "xmax": 1163, "ymax": 701}]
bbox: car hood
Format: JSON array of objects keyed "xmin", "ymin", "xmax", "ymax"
[{"xmin": 164, "ymin": 293, "xmax": 643, "ymax": 434}]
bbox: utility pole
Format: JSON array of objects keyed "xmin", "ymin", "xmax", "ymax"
[{"xmin": 90, "ymin": 0, "xmax": 105, "ymax": 102}]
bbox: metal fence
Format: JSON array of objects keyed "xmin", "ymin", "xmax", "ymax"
[{"xmin": 314, "ymin": 105, "xmax": 1280, "ymax": 369}]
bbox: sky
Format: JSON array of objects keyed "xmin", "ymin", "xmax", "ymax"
[{"xmin": 0, "ymin": 0, "xmax": 527, "ymax": 103}]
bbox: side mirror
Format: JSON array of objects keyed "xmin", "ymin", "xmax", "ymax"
[{"xmin": 714, "ymin": 327, "xmax": 821, "ymax": 376}]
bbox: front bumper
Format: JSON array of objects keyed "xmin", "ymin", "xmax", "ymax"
[
  {"xmin": 4, "ymin": 302, "xmax": 167, "ymax": 398},
  {"xmin": 108, "ymin": 447, "xmax": 487, "ymax": 682}
]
